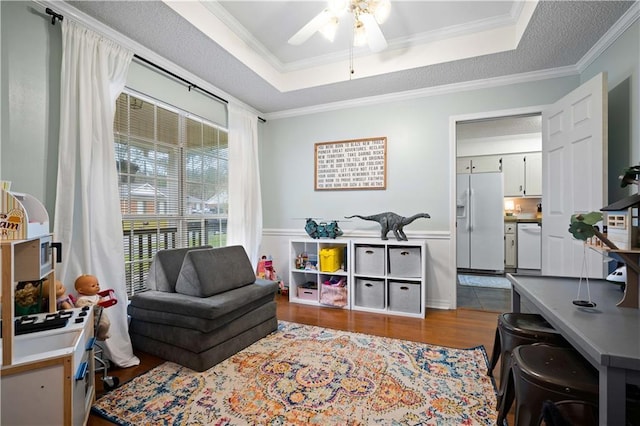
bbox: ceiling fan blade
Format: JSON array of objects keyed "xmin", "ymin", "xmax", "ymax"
[
  {"xmin": 360, "ymin": 13, "xmax": 387, "ymax": 52},
  {"xmin": 288, "ymin": 9, "xmax": 332, "ymax": 46}
]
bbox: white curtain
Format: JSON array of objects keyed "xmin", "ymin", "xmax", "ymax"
[
  {"xmin": 227, "ymin": 103, "xmax": 263, "ymax": 267},
  {"xmin": 54, "ymin": 20, "xmax": 139, "ymax": 367}
]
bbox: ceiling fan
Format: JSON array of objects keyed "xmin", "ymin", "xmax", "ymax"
[{"xmin": 288, "ymin": 0, "xmax": 391, "ymax": 53}]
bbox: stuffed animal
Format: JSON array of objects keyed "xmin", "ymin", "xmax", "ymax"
[
  {"xmin": 74, "ymin": 274, "xmax": 111, "ymax": 340},
  {"xmin": 41, "ymin": 278, "xmax": 74, "ymax": 311},
  {"xmin": 14, "ymin": 281, "xmax": 41, "ymax": 310}
]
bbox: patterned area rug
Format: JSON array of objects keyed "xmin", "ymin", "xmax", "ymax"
[
  {"xmin": 92, "ymin": 322, "xmax": 497, "ymax": 425},
  {"xmin": 458, "ymin": 274, "xmax": 511, "ymax": 289}
]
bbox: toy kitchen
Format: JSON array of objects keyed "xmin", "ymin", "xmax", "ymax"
[
  {"xmin": 0, "ymin": 187, "xmax": 96, "ymax": 425},
  {"xmin": 504, "ymin": 197, "xmax": 542, "ymax": 273}
]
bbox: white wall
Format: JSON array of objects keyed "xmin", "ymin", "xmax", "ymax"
[{"xmin": 258, "ymin": 77, "xmax": 579, "ymax": 309}]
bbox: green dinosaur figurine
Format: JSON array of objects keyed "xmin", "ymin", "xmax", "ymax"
[{"xmin": 345, "ymin": 212, "xmax": 430, "ymax": 241}]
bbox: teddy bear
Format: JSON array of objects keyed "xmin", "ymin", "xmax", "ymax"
[
  {"xmin": 74, "ymin": 274, "xmax": 111, "ymax": 340},
  {"xmin": 41, "ymin": 278, "xmax": 74, "ymax": 311},
  {"xmin": 14, "ymin": 281, "xmax": 42, "ymax": 313}
]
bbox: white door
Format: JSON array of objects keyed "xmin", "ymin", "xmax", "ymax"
[{"xmin": 542, "ymin": 73, "xmax": 608, "ymax": 278}]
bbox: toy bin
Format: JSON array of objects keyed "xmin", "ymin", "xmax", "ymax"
[
  {"xmin": 354, "ymin": 278, "xmax": 385, "ymax": 309},
  {"xmin": 354, "ymin": 245, "xmax": 384, "ymax": 276},
  {"xmin": 388, "ymin": 281, "xmax": 421, "ymax": 314},
  {"xmin": 297, "ymin": 281, "xmax": 318, "ymax": 301},
  {"xmin": 320, "ymin": 283, "xmax": 348, "ymax": 307},
  {"xmin": 319, "ymin": 247, "xmax": 343, "ymax": 272},
  {"xmin": 297, "ymin": 288, "xmax": 318, "ymax": 301},
  {"xmin": 388, "ymin": 246, "xmax": 422, "ymax": 278}
]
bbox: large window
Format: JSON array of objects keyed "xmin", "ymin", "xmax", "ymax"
[{"xmin": 114, "ymin": 91, "xmax": 228, "ymax": 296}]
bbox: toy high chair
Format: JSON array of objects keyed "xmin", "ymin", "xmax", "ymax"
[{"xmin": 70, "ymin": 289, "xmax": 120, "ymax": 390}]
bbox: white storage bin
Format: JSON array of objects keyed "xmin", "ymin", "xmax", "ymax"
[
  {"xmin": 354, "ymin": 278, "xmax": 385, "ymax": 309},
  {"xmin": 388, "ymin": 281, "xmax": 421, "ymax": 313},
  {"xmin": 297, "ymin": 287, "xmax": 318, "ymax": 301},
  {"xmin": 354, "ymin": 245, "xmax": 384, "ymax": 276},
  {"xmin": 388, "ymin": 246, "xmax": 421, "ymax": 278}
]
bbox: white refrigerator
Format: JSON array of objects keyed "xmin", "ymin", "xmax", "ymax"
[{"xmin": 456, "ymin": 172, "xmax": 505, "ymax": 272}]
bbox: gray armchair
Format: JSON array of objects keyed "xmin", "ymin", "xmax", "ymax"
[{"xmin": 127, "ymin": 245, "xmax": 278, "ymax": 372}]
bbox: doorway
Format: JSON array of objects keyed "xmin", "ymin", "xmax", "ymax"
[{"xmin": 454, "ymin": 111, "xmax": 542, "ymax": 311}]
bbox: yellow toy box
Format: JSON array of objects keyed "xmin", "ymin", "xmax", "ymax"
[{"xmin": 319, "ymin": 247, "xmax": 343, "ymax": 272}]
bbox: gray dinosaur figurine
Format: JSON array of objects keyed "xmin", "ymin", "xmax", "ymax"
[{"xmin": 345, "ymin": 212, "xmax": 431, "ymax": 241}]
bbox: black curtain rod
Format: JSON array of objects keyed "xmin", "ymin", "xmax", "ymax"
[{"xmin": 45, "ymin": 7, "xmax": 266, "ymax": 123}]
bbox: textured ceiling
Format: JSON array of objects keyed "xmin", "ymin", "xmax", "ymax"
[{"xmin": 65, "ymin": 1, "xmax": 635, "ymax": 115}]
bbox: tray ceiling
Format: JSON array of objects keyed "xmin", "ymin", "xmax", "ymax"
[{"xmin": 65, "ymin": 1, "xmax": 636, "ymax": 115}]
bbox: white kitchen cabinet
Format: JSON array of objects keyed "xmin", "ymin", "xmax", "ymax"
[
  {"xmin": 524, "ymin": 152, "xmax": 542, "ymax": 196},
  {"xmin": 502, "ymin": 152, "xmax": 542, "ymax": 196},
  {"xmin": 502, "ymin": 154, "xmax": 525, "ymax": 196},
  {"xmin": 504, "ymin": 223, "xmax": 517, "ymax": 269},
  {"xmin": 456, "ymin": 155, "xmax": 502, "ymax": 174}
]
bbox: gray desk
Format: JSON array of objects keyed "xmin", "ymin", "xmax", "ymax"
[{"xmin": 507, "ymin": 274, "xmax": 640, "ymax": 426}]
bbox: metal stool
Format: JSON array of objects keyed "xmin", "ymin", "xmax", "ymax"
[
  {"xmin": 488, "ymin": 313, "xmax": 567, "ymax": 406},
  {"xmin": 539, "ymin": 399, "xmax": 598, "ymax": 426},
  {"xmin": 498, "ymin": 344, "xmax": 599, "ymax": 426}
]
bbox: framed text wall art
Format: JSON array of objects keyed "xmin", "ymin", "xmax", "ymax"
[{"xmin": 314, "ymin": 137, "xmax": 387, "ymax": 190}]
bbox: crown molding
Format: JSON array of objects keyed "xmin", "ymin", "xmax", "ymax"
[
  {"xmin": 576, "ymin": 1, "xmax": 640, "ymax": 73},
  {"xmin": 264, "ymin": 65, "xmax": 578, "ymax": 120}
]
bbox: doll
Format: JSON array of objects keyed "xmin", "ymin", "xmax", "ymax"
[
  {"xmin": 74, "ymin": 274, "xmax": 111, "ymax": 340},
  {"xmin": 42, "ymin": 278, "xmax": 74, "ymax": 310}
]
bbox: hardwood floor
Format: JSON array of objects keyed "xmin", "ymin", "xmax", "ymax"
[{"xmin": 88, "ymin": 294, "xmax": 511, "ymax": 425}]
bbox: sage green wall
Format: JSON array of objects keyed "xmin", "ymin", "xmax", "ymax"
[
  {"xmin": 0, "ymin": 1, "xmax": 60, "ymax": 219},
  {"xmin": 581, "ymin": 20, "xmax": 639, "ymax": 202},
  {"xmin": 261, "ymin": 77, "xmax": 579, "ymax": 233}
]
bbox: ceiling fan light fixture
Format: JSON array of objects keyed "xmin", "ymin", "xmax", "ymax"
[
  {"xmin": 288, "ymin": 0, "xmax": 390, "ymax": 52},
  {"xmin": 320, "ymin": 17, "xmax": 339, "ymax": 42},
  {"xmin": 353, "ymin": 20, "xmax": 367, "ymax": 47},
  {"xmin": 328, "ymin": 0, "xmax": 349, "ymax": 16},
  {"xmin": 372, "ymin": 0, "xmax": 391, "ymax": 24},
  {"xmin": 359, "ymin": 12, "xmax": 387, "ymax": 52}
]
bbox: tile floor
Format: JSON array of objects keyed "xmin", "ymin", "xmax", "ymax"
[{"xmin": 457, "ymin": 278, "xmax": 511, "ymax": 312}]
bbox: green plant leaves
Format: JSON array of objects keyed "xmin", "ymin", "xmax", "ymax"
[
  {"xmin": 568, "ymin": 211, "xmax": 602, "ymax": 240},
  {"xmin": 568, "ymin": 221, "xmax": 595, "ymax": 240},
  {"xmin": 570, "ymin": 211, "xmax": 602, "ymax": 225}
]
